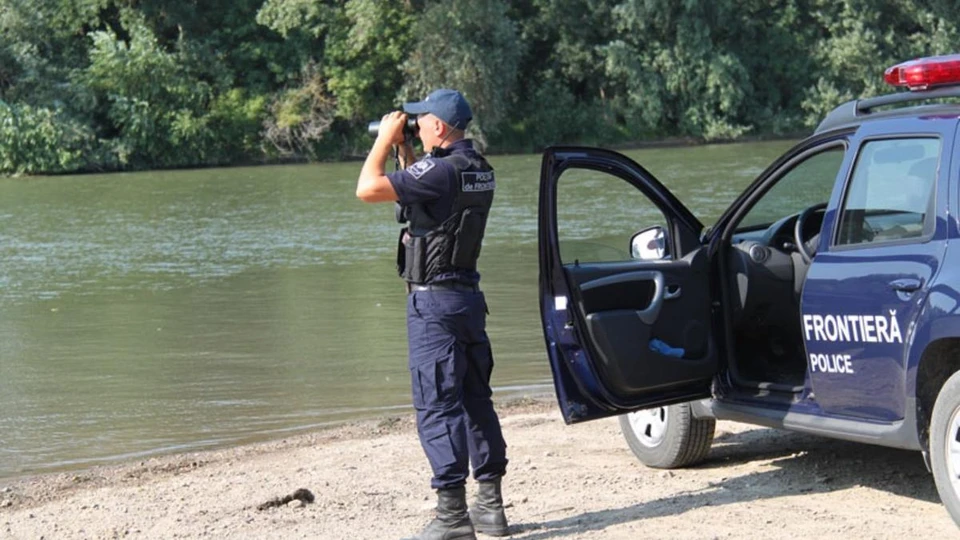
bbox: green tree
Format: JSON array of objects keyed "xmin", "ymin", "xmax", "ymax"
[
  {"xmin": 256, "ymin": 0, "xmax": 415, "ymax": 156},
  {"xmin": 2, "ymin": 0, "xmax": 960, "ymax": 173},
  {"xmin": 81, "ymin": 10, "xmax": 212, "ymax": 167},
  {"xmin": 401, "ymin": 0, "xmax": 522, "ymax": 137},
  {"xmin": 262, "ymin": 63, "xmax": 337, "ymax": 159},
  {"xmin": 0, "ymin": 0, "xmax": 106, "ymax": 104},
  {"xmin": 602, "ymin": 0, "xmax": 753, "ymax": 140},
  {"xmin": 498, "ymin": 0, "xmax": 619, "ymax": 149},
  {"xmin": 0, "ymin": 102, "xmax": 94, "ymax": 175},
  {"xmin": 323, "ymin": 0, "xmax": 416, "ymax": 122},
  {"xmin": 802, "ymin": 0, "xmax": 960, "ymax": 124}
]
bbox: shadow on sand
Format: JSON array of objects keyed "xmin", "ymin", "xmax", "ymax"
[{"xmin": 506, "ymin": 426, "xmax": 938, "ymax": 539}]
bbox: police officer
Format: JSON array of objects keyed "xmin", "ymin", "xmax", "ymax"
[{"xmin": 356, "ymin": 89, "xmax": 509, "ymax": 539}]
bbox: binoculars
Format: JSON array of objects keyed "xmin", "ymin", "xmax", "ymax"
[{"xmin": 367, "ymin": 117, "xmax": 419, "ymax": 138}]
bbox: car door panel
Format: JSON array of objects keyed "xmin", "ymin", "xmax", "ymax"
[
  {"xmin": 539, "ymin": 147, "xmax": 718, "ymax": 424},
  {"xmin": 801, "ymin": 120, "xmax": 952, "ymax": 422},
  {"xmin": 568, "ymin": 261, "xmax": 713, "ymax": 395}
]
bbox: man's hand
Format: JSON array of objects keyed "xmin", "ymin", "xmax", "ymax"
[
  {"xmin": 356, "ymin": 111, "xmax": 406, "ymax": 203},
  {"xmin": 376, "ymin": 111, "xmax": 408, "ymax": 146}
]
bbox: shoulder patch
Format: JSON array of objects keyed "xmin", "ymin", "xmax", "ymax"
[
  {"xmin": 461, "ymin": 171, "xmax": 496, "ymax": 192},
  {"xmin": 407, "ymin": 159, "xmax": 437, "ymax": 179}
]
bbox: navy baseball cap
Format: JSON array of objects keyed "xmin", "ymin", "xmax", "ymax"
[{"xmin": 403, "ymin": 89, "xmax": 472, "ymax": 130}]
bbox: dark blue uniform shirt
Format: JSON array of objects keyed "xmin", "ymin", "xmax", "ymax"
[{"xmin": 387, "ymin": 139, "xmax": 483, "ymax": 285}]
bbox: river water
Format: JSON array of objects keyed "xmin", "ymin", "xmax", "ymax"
[{"xmin": 0, "ymin": 140, "xmax": 795, "ymax": 479}]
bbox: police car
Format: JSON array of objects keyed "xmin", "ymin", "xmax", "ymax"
[{"xmin": 538, "ymin": 54, "xmax": 960, "ymax": 525}]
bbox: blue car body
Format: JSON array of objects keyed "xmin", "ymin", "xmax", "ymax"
[{"xmin": 538, "ymin": 88, "xmax": 960, "ymax": 458}]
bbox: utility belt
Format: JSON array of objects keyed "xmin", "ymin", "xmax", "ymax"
[{"xmin": 405, "ymin": 281, "xmax": 479, "ymax": 294}]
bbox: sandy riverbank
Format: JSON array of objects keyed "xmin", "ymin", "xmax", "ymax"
[{"xmin": 1, "ymin": 396, "xmax": 956, "ymax": 539}]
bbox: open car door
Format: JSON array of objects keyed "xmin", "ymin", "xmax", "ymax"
[{"xmin": 539, "ymin": 147, "xmax": 719, "ymax": 424}]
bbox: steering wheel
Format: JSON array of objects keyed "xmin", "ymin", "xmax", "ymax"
[{"xmin": 794, "ymin": 202, "xmax": 828, "ymax": 264}]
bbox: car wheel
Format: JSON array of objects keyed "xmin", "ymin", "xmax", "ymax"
[
  {"xmin": 929, "ymin": 370, "xmax": 960, "ymax": 526},
  {"xmin": 618, "ymin": 402, "xmax": 715, "ymax": 469}
]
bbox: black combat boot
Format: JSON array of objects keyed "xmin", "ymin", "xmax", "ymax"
[
  {"xmin": 469, "ymin": 478, "xmax": 509, "ymax": 536},
  {"xmin": 405, "ymin": 486, "xmax": 476, "ymax": 540}
]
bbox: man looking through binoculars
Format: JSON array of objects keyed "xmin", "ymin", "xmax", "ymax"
[{"xmin": 355, "ymin": 89, "xmax": 509, "ymax": 540}]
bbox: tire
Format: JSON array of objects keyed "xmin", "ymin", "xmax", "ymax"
[
  {"xmin": 618, "ymin": 402, "xmax": 715, "ymax": 469},
  {"xmin": 929, "ymin": 370, "xmax": 960, "ymax": 526}
]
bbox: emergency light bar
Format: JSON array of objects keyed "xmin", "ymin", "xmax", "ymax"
[{"xmin": 884, "ymin": 54, "xmax": 960, "ymax": 91}]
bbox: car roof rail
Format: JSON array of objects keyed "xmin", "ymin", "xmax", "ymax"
[{"xmin": 815, "ymin": 85, "xmax": 960, "ymax": 134}]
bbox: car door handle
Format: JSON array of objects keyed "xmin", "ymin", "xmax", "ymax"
[
  {"xmin": 664, "ymin": 285, "xmax": 681, "ymax": 300},
  {"xmin": 581, "ymin": 270, "xmax": 664, "ymax": 325},
  {"xmin": 889, "ymin": 278, "xmax": 923, "ymax": 293}
]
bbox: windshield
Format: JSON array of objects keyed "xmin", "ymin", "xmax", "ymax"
[
  {"xmin": 622, "ymin": 141, "xmax": 797, "ymax": 230},
  {"xmin": 736, "ymin": 147, "xmax": 846, "ymax": 231}
]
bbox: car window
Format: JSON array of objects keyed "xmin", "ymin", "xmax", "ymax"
[
  {"xmin": 836, "ymin": 138, "xmax": 939, "ymax": 246},
  {"xmin": 737, "ymin": 147, "xmax": 846, "ymax": 231},
  {"xmin": 556, "ymin": 168, "xmax": 667, "ymax": 264}
]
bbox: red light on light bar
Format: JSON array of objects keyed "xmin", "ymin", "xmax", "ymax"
[{"xmin": 884, "ymin": 54, "xmax": 960, "ymax": 91}]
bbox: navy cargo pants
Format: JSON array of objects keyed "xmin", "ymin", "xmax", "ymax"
[{"xmin": 407, "ymin": 288, "xmax": 508, "ymax": 489}]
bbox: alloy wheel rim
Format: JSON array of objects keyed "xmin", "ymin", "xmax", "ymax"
[
  {"xmin": 947, "ymin": 405, "xmax": 960, "ymax": 496},
  {"xmin": 628, "ymin": 407, "xmax": 668, "ymax": 448}
]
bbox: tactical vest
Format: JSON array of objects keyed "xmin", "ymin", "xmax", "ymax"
[{"xmin": 396, "ymin": 151, "xmax": 495, "ymax": 284}]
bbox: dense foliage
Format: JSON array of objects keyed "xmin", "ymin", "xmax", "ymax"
[{"xmin": 1, "ymin": 0, "xmax": 957, "ymax": 174}]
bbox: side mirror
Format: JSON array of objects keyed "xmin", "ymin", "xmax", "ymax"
[{"xmin": 630, "ymin": 226, "xmax": 670, "ymax": 261}]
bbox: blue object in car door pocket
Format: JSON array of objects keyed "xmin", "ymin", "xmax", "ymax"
[{"xmin": 649, "ymin": 338, "xmax": 685, "ymax": 358}]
